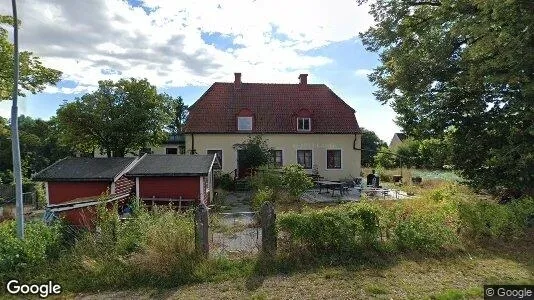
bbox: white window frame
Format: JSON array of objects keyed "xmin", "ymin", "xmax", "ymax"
[
  {"xmin": 297, "ymin": 117, "xmax": 311, "ymax": 131},
  {"xmin": 325, "ymin": 149, "xmax": 343, "ymax": 170},
  {"xmin": 237, "ymin": 116, "xmax": 253, "ymax": 131},
  {"xmin": 296, "ymin": 149, "xmax": 313, "ymax": 169},
  {"xmin": 207, "ymin": 149, "xmax": 223, "ymax": 170}
]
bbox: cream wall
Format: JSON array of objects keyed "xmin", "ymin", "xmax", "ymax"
[{"xmin": 185, "ymin": 133, "xmax": 362, "ymax": 180}]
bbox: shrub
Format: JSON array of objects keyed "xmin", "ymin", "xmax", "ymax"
[
  {"xmin": 277, "ymin": 203, "xmax": 382, "ymax": 256},
  {"xmin": 392, "ymin": 212, "xmax": 457, "ymax": 253},
  {"xmin": 0, "ymin": 220, "xmax": 62, "ymax": 281},
  {"xmin": 458, "ymin": 197, "xmax": 534, "ymax": 239},
  {"xmin": 281, "ymin": 164, "xmax": 314, "ymax": 199},
  {"xmin": 252, "ymin": 187, "xmax": 275, "ymax": 209},
  {"xmin": 217, "ymin": 173, "xmax": 235, "ymax": 191},
  {"xmin": 251, "ymin": 166, "xmax": 283, "ymax": 192}
]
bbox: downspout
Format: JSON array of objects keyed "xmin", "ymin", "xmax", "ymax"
[
  {"xmin": 190, "ymin": 133, "xmax": 197, "ymax": 154},
  {"xmin": 353, "ymin": 133, "xmax": 359, "ymax": 150}
]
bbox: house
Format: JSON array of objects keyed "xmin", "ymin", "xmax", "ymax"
[
  {"xmin": 126, "ymin": 154, "xmax": 217, "ymax": 208},
  {"xmin": 389, "ymin": 132, "xmax": 407, "ymax": 148},
  {"xmin": 93, "ymin": 133, "xmax": 186, "ymax": 157},
  {"xmin": 184, "ymin": 73, "xmax": 362, "ymax": 180},
  {"xmin": 32, "ymin": 157, "xmax": 139, "ymax": 226},
  {"xmin": 139, "ymin": 133, "xmax": 186, "ymax": 155}
]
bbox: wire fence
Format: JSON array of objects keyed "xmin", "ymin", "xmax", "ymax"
[{"xmin": 0, "ymin": 184, "xmax": 39, "ymax": 209}]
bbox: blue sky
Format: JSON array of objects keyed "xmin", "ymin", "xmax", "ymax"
[{"xmin": 0, "ymin": 0, "xmax": 400, "ymax": 142}]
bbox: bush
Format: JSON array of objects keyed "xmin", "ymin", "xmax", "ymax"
[
  {"xmin": 0, "ymin": 220, "xmax": 62, "ymax": 281},
  {"xmin": 252, "ymin": 187, "xmax": 275, "ymax": 210},
  {"xmin": 458, "ymin": 197, "xmax": 534, "ymax": 239},
  {"xmin": 216, "ymin": 173, "xmax": 235, "ymax": 191},
  {"xmin": 281, "ymin": 164, "xmax": 314, "ymax": 199},
  {"xmin": 251, "ymin": 166, "xmax": 283, "ymax": 192},
  {"xmin": 392, "ymin": 212, "xmax": 457, "ymax": 253},
  {"xmin": 277, "ymin": 203, "xmax": 382, "ymax": 255}
]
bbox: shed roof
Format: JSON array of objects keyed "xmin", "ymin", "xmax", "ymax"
[
  {"xmin": 127, "ymin": 155, "xmax": 216, "ymax": 177},
  {"xmin": 33, "ymin": 157, "xmax": 136, "ymax": 182}
]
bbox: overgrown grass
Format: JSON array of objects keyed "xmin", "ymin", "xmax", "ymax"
[
  {"xmin": 277, "ymin": 184, "xmax": 534, "ymax": 264},
  {"xmin": 2, "ymin": 185, "xmax": 533, "ymax": 296}
]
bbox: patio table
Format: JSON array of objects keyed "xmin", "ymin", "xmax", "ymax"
[{"xmin": 316, "ymin": 180, "xmax": 345, "ymax": 197}]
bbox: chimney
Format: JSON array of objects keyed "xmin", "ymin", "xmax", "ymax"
[
  {"xmin": 234, "ymin": 72, "xmax": 242, "ymax": 89},
  {"xmin": 299, "ymin": 73, "xmax": 308, "ymax": 85}
]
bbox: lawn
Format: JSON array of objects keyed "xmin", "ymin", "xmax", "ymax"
[{"xmin": 74, "ymin": 230, "xmax": 534, "ymax": 299}]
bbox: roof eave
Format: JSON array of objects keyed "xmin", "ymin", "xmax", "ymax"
[{"xmin": 126, "ymin": 173, "xmax": 208, "ymax": 177}]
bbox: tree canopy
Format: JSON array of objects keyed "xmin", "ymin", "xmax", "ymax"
[
  {"xmin": 360, "ymin": 0, "xmax": 534, "ymax": 196},
  {"xmin": 56, "ymin": 78, "xmax": 173, "ymax": 157},
  {"xmin": 0, "ymin": 16, "xmax": 62, "ymax": 100},
  {"xmin": 0, "ymin": 115, "xmax": 72, "ymax": 183},
  {"xmin": 165, "ymin": 95, "xmax": 188, "ymax": 135},
  {"xmin": 361, "ymin": 128, "xmax": 387, "ymax": 166}
]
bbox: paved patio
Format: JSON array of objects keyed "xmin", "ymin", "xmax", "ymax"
[{"xmin": 301, "ymin": 187, "xmax": 410, "ymax": 203}]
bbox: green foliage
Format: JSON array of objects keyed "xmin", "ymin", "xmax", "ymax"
[
  {"xmin": 0, "ymin": 116, "xmax": 73, "ymax": 180},
  {"xmin": 458, "ymin": 197, "xmax": 534, "ymax": 239},
  {"xmin": 51, "ymin": 205, "xmax": 201, "ymax": 291},
  {"xmin": 0, "ymin": 16, "xmax": 62, "ymax": 100},
  {"xmin": 374, "ymin": 138, "xmax": 452, "ymax": 170},
  {"xmin": 374, "ymin": 146, "xmax": 397, "ymax": 169},
  {"xmin": 0, "ymin": 220, "xmax": 62, "ymax": 281},
  {"xmin": 216, "ymin": 173, "xmax": 235, "ymax": 191},
  {"xmin": 252, "ymin": 187, "xmax": 275, "ymax": 210},
  {"xmin": 360, "ymin": 0, "xmax": 534, "ymax": 195},
  {"xmin": 281, "ymin": 164, "xmax": 314, "ymax": 198},
  {"xmin": 251, "ymin": 166, "xmax": 283, "ymax": 192},
  {"xmin": 56, "ymin": 78, "xmax": 173, "ymax": 157},
  {"xmin": 392, "ymin": 212, "xmax": 456, "ymax": 253},
  {"xmin": 164, "ymin": 95, "xmax": 188, "ymax": 134},
  {"xmin": 361, "ymin": 128, "xmax": 387, "ymax": 167},
  {"xmin": 238, "ymin": 135, "xmax": 274, "ymax": 170},
  {"xmin": 277, "ymin": 203, "xmax": 382, "ymax": 255}
]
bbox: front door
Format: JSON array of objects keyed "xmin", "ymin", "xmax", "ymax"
[{"xmin": 237, "ymin": 149, "xmax": 247, "ymax": 178}]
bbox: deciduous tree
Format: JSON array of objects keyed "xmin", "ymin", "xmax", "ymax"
[
  {"xmin": 361, "ymin": 128, "xmax": 387, "ymax": 166},
  {"xmin": 56, "ymin": 78, "xmax": 173, "ymax": 157},
  {"xmin": 0, "ymin": 16, "xmax": 61, "ymax": 100},
  {"xmin": 359, "ymin": 0, "xmax": 534, "ymax": 196}
]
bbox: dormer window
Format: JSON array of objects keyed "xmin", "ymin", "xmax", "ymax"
[
  {"xmin": 237, "ymin": 116, "xmax": 252, "ymax": 131},
  {"xmin": 297, "ymin": 118, "xmax": 311, "ymax": 131}
]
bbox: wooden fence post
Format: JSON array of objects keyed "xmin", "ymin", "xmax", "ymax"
[
  {"xmin": 260, "ymin": 201, "xmax": 277, "ymax": 255},
  {"xmin": 195, "ymin": 203, "xmax": 209, "ymax": 257}
]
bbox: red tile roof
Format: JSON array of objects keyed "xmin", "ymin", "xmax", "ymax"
[{"xmin": 184, "ymin": 82, "xmax": 360, "ymax": 134}]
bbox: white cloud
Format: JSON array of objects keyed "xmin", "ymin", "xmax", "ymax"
[
  {"xmin": 354, "ymin": 68, "xmax": 372, "ymax": 78},
  {"xmin": 0, "ymin": 0, "xmax": 374, "ymax": 93}
]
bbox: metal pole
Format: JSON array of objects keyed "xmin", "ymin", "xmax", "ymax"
[{"xmin": 11, "ymin": 0, "xmax": 24, "ymax": 239}]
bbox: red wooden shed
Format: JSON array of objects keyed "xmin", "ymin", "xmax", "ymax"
[
  {"xmin": 126, "ymin": 154, "xmax": 217, "ymax": 209},
  {"xmin": 33, "ymin": 157, "xmax": 139, "ymax": 227}
]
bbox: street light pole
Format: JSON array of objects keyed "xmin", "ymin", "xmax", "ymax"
[{"xmin": 11, "ymin": 0, "xmax": 24, "ymax": 239}]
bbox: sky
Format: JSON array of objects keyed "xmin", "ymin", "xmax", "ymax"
[{"xmin": 0, "ymin": 0, "xmax": 401, "ymax": 142}]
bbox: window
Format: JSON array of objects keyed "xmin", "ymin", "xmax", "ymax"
[
  {"xmin": 179, "ymin": 145, "xmax": 186, "ymax": 154},
  {"xmin": 326, "ymin": 150, "xmax": 342, "ymax": 169},
  {"xmin": 297, "ymin": 118, "xmax": 311, "ymax": 131},
  {"xmin": 272, "ymin": 150, "xmax": 283, "ymax": 167},
  {"xmin": 297, "ymin": 150, "xmax": 312, "ymax": 169},
  {"xmin": 166, "ymin": 147, "xmax": 178, "ymax": 155},
  {"xmin": 207, "ymin": 150, "xmax": 222, "ymax": 169},
  {"xmin": 237, "ymin": 117, "xmax": 253, "ymax": 131}
]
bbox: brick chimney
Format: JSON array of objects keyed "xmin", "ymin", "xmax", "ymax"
[
  {"xmin": 299, "ymin": 73, "xmax": 308, "ymax": 85},
  {"xmin": 234, "ymin": 72, "xmax": 242, "ymax": 89}
]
